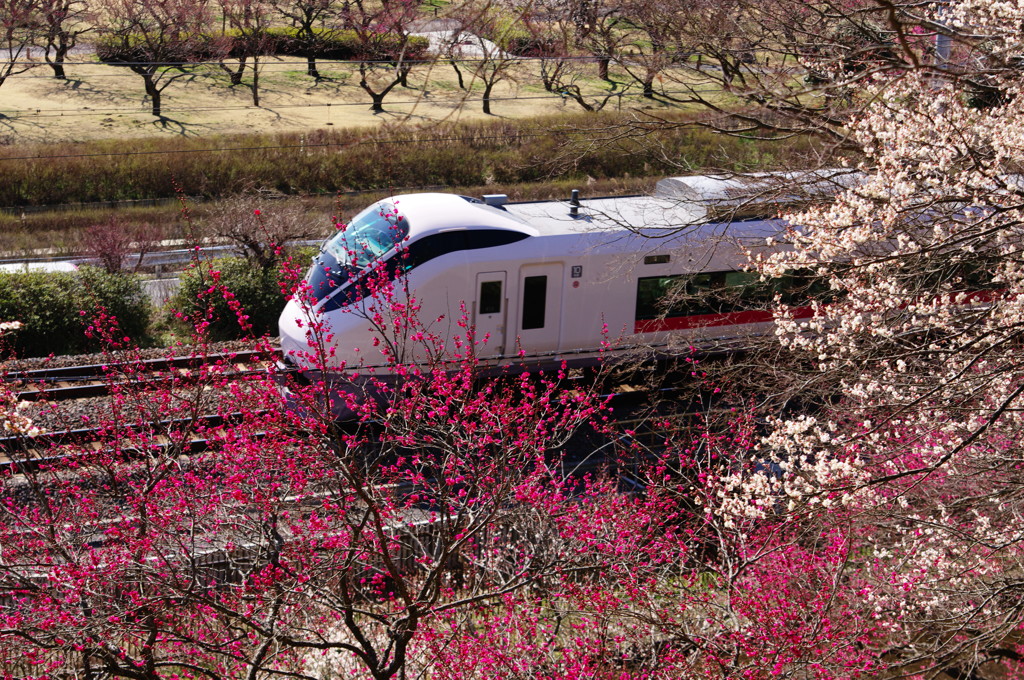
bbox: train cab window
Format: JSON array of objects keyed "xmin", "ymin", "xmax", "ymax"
[
  {"xmin": 479, "ymin": 280, "xmax": 502, "ymax": 314},
  {"xmin": 522, "ymin": 275, "xmax": 547, "ymax": 329},
  {"xmin": 308, "ymin": 202, "xmax": 408, "ymax": 301},
  {"xmin": 318, "ymin": 228, "xmax": 528, "ymax": 312}
]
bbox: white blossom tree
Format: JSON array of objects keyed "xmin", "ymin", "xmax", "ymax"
[{"xmin": 721, "ymin": 1, "xmax": 1024, "ymax": 676}]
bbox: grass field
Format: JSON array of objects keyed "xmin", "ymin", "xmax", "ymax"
[{"xmin": 0, "ymin": 53, "xmax": 702, "ymax": 143}]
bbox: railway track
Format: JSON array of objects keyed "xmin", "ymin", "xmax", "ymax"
[
  {"xmin": 0, "ymin": 411, "xmax": 270, "ymax": 474},
  {"xmin": 3, "ymin": 349, "xmax": 283, "ymax": 401},
  {"xmin": 0, "ymin": 350, "xmax": 712, "ymax": 475}
]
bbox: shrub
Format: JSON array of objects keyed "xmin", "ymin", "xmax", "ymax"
[
  {"xmin": 263, "ymin": 27, "xmax": 428, "ymax": 61},
  {"xmin": 0, "ymin": 267, "xmax": 152, "ymax": 357},
  {"xmin": 503, "ymin": 34, "xmax": 562, "ymax": 57},
  {"xmin": 0, "ymin": 114, "xmax": 822, "ymax": 208},
  {"xmin": 95, "ymin": 33, "xmax": 225, "ymax": 64},
  {"xmin": 173, "ymin": 258, "xmax": 284, "ymax": 341}
]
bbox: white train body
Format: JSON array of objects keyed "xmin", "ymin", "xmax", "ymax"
[{"xmin": 279, "ymin": 177, "xmax": 803, "ymax": 384}]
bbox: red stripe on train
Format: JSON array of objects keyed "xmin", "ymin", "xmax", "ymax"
[
  {"xmin": 633, "ymin": 290, "xmax": 1003, "ymax": 334},
  {"xmin": 634, "ymin": 306, "xmax": 817, "ymax": 334}
]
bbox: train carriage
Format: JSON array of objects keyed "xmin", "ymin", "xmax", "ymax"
[{"xmin": 277, "ymin": 177, "xmax": 815, "ymax": 397}]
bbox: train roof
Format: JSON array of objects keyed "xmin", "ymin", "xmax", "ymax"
[
  {"xmin": 387, "ymin": 193, "xmax": 538, "ymax": 238},
  {"xmin": 388, "ymin": 192, "xmax": 789, "ymax": 243}
]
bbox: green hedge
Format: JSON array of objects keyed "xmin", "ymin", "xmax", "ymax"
[
  {"xmin": 0, "ymin": 267, "xmax": 152, "ymax": 357},
  {"xmin": 264, "ymin": 27, "xmax": 429, "ymax": 60},
  {"xmin": 173, "ymin": 258, "xmax": 284, "ymax": 341},
  {"xmin": 95, "ymin": 29, "xmax": 428, "ymax": 63},
  {"xmin": 95, "ymin": 34, "xmax": 224, "ymax": 64}
]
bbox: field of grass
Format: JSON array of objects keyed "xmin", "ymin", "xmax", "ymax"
[{"xmin": 0, "ymin": 54, "xmax": 712, "ymax": 143}]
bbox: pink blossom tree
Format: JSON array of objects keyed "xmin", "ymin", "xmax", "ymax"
[{"xmin": 0, "ymin": 218, "xmax": 622, "ymax": 678}]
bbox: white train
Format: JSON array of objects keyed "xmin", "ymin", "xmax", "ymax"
[{"xmin": 277, "ymin": 174, "xmax": 832, "ymax": 400}]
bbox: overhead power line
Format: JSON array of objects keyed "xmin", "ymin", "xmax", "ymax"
[
  {"xmin": 0, "ymin": 130, "xmax": 594, "ymax": 162},
  {"xmin": 0, "ymin": 102, "xmax": 709, "ymax": 163},
  {"xmin": 1, "ymin": 53, "xmax": 671, "ymax": 68},
  {"xmin": 0, "ymin": 87, "xmax": 717, "ymax": 121}
]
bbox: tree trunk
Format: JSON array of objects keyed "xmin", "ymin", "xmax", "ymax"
[
  {"xmin": 482, "ymin": 81, "xmax": 494, "ymax": 114},
  {"xmin": 143, "ymin": 73, "xmax": 162, "ymax": 117},
  {"xmin": 360, "ymin": 65, "xmax": 400, "ymax": 112},
  {"xmin": 45, "ymin": 37, "xmax": 70, "ymax": 79},
  {"xmin": 251, "ymin": 57, "xmax": 260, "ymax": 106},
  {"xmin": 643, "ymin": 73, "xmax": 654, "ymax": 98},
  {"xmin": 450, "ymin": 59, "xmax": 465, "ymax": 89},
  {"xmin": 220, "ymin": 56, "xmax": 246, "ymax": 86},
  {"xmin": 49, "ymin": 59, "xmax": 66, "ymax": 79},
  {"xmin": 306, "ymin": 55, "xmax": 321, "ymax": 80},
  {"xmin": 540, "ymin": 59, "xmax": 555, "ymax": 92},
  {"xmin": 598, "ymin": 56, "xmax": 609, "ymax": 81}
]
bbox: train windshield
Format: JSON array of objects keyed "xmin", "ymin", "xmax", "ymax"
[
  {"xmin": 324, "ymin": 203, "xmax": 409, "ymax": 268},
  {"xmin": 306, "ymin": 202, "xmax": 410, "ymax": 301}
]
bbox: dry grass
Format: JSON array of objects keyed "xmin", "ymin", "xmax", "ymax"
[{"xmin": 0, "ymin": 55, "xmax": 702, "ymax": 143}]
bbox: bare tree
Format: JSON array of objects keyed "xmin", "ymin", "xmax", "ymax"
[
  {"xmin": 453, "ymin": 3, "xmax": 522, "ymax": 115},
  {"xmin": 347, "ymin": 0, "xmax": 428, "ymax": 112},
  {"xmin": 202, "ymin": 194, "xmax": 322, "ymax": 272},
  {"xmin": 36, "ymin": 0, "xmax": 90, "ymax": 79},
  {"xmin": 0, "ymin": 0, "xmax": 39, "ymax": 88},
  {"xmin": 82, "ymin": 216, "xmax": 164, "ymax": 274},
  {"xmin": 269, "ymin": 0, "xmax": 334, "ymax": 80},
  {"xmin": 218, "ymin": 0, "xmax": 275, "ymax": 105},
  {"xmin": 93, "ymin": 0, "xmax": 224, "ymax": 117},
  {"xmin": 615, "ymin": 0, "xmax": 685, "ymax": 99}
]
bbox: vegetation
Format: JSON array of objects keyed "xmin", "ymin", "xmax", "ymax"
[
  {"xmin": 261, "ymin": 27, "xmax": 430, "ymax": 60},
  {"xmin": 0, "ymin": 114, "xmax": 820, "ymax": 208},
  {"xmin": 7, "ymin": 0, "xmax": 1024, "ymax": 676},
  {"xmin": 0, "ymin": 267, "xmax": 151, "ymax": 356},
  {"xmin": 173, "ymin": 256, "xmax": 286, "ymax": 341}
]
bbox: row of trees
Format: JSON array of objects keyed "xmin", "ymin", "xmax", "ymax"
[
  {"xmin": 0, "ymin": 0, "xmax": 750, "ymax": 118},
  {"xmin": 4, "ymin": 0, "xmax": 989, "ymax": 123}
]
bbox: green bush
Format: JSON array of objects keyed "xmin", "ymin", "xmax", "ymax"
[
  {"xmin": 173, "ymin": 258, "xmax": 285, "ymax": 341},
  {"xmin": 95, "ymin": 33, "xmax": 224, "ymax": 64},
  {"xmin": 0, "ymin": 267, "xmax": 152, "ymax": 357}
]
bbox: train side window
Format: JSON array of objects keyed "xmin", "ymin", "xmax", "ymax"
[
  {"xmin": 480, "ymin": 280, "xmax": 502, "ymax": 314},
  {"xmin": 781, "ymin": 269, "xmax": 839, "ymax": 304},
  {"xmin": 636, "ymin": 275, "xmax": 685, "ymax": 320},
  {"xmin": 464, "ymin": 230, "xmax": 529, "ymax": 249},
  {"xmin": 685, "ymin": 272, "xmax": 726, "ymax": 315},
  {"xmin": 637, "ymin": 271, "xmax": 768, "ymax": 319},
  {"xmin": 522, "ymin": 275, "xmax": 547, "ymax": 329},
  {"xmin": 396, "ymin": 229, "xmax": 529, "ymax": 271},
  {"xmin": 636, "ymin": 269, "xmax": 839, "ymax": 322}
]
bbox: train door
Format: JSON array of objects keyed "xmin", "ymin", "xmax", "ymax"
[
  {"xmin": 516, "ymin": 263, "xmax": 563, "ymax": 354},
  {"xmin": 473, "ymin": 271, "xmax": 507, "ymax": 357}
]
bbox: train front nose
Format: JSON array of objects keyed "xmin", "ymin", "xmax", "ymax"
[{"xmin": 278, "ymin": 296, "xmax": 317, "ymax": 370}]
